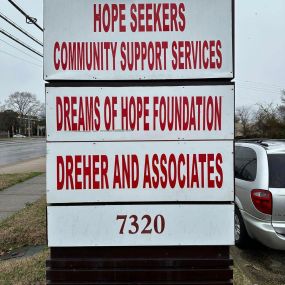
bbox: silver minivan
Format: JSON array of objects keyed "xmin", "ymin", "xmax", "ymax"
[{"xmin": 235, "ymin": 140, "xmax": 285, "ymax": 250}]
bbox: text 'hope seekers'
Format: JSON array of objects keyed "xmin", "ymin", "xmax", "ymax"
[
  {"xmin": 52, "ymin": 2, "xmax": 223, "ymax": 72},
  {"xmin": 94, "ymin": 3, "xmax": 186, "ymax": 32}
]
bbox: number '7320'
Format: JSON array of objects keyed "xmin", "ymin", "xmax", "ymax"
[{"xmin": 116, "ymin": 214, "xmax": 165, "ymax": 234}]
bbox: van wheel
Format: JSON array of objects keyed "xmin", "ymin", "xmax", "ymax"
[{"xmin": 235, "ymin": 207, "xmax": 249, "ymax": 248}]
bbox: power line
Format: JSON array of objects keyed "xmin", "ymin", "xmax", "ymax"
[
  {"xmin": 237, "ymin": 82, "xmax": 283, "ymax": 93},
  {"xmin": 238, "ymin": 83, "xmax": 283, "ymax": 92},
  {"xmin": 0, "ymin": 28, "xmax": 43, "ymax": 57},
  {"xmin": 237, "ymin": 82, "xmax": 281, "ymax": 90},
  {"xmin": 0, "ymin": 38, "xmax": 42, "ymax": 63},
  {"xmin": 235, "ymin": 80, "xmax": 285, "ymax": 94},
  {"xmin": 8, "ymin": 0, "xmax": 43, "ymax": 32},
  {"xmin": 235, "ymin": 79, "xmax": 285, "ymax": 91},
  {"xmin": 238, "ymin": 86, "xmax": 282, "ymax": 96},
  {"xmin": 0, "ymin": 49, "xmax": 42, "ymax": 68},
  {"xmin": 0, "ymin": 12, "xmax": 42, "ymax": 46}
]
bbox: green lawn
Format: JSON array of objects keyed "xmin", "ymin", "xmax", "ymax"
[
  {"xmin": 0, "ymin": 172, "xmax": 43, "ymax": 191},
  {"xmin": 0, "ymin": 197, "xmax": 47, "ymax": 284}
]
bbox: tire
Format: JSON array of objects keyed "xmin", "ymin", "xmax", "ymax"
[{"xmin": 235, "ymin": 206, "xmax": 249, "ymax": 248}]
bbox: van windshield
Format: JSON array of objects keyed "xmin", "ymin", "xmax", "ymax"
[{"xmin": 268, "ymin": 154, "xmax": 285, "ymax": 188}]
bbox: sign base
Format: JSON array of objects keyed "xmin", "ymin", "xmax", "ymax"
[{"xmin": 46, "ymin": 246, "xmax": 233, "ymax": 284}]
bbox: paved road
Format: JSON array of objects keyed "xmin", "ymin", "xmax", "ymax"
[{"xmin": 0, "ymin": 138, "xmax": 46, "ymax": 167}]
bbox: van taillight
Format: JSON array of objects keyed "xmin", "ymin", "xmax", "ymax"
[{"xmin": 251, "ymin": 189, "xmax": 272, "ymax": 215}]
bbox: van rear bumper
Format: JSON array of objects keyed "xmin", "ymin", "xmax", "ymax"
[{"xmin": 241, "ymin": 210, "xmax": 285, "ymax": 250}]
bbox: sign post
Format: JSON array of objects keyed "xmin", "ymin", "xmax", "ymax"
[{"xmin": 44, "ymin": 0, "xmax": 235, "ymax": 284}]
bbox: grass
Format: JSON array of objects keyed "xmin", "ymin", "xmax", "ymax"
[
  {"xmin": 0, "ymin": 197, "xmax": 46, "ymax": 254},
  {"xmin": 0, "ymin": 249, "xmax": 48, "ymax": 285},
  {"xmin": 0, "ymin": 172, "xmax": 43, "ymax": 191},
  {"xmin": 0, "ymin": 197, "xmax": 47, "ymax": 284}
]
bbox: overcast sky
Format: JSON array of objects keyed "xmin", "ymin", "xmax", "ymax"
[{"xmin": 0, "ymin": 0, "xmax": 284, "ymax": 108}]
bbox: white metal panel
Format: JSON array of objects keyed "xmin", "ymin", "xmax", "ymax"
[
  {"xmin": 47, "ymin": 204, "xmax": 234, "ymax": 246},
  {"xmin": 44, "ymin": 0, "xmax": 233, "ymax": 80},
  {"xmin": 46, "ymin": 85, "xmax": 234, "ymax": 141},
  {"xmin": 46, "ymin": 141, "xmax": 234, "ymax": 203}
]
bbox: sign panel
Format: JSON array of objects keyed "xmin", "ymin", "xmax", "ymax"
[
  {"xmin": 46, "ymin": 84, "xmax": 234, "ymax": 141},
  {"xmin": 48, "ymin": 204, "xmax": 234, "ymax": 246},
  {"xmin": 46, "ymin": 141, "xmax": 233, "ymax": 203},
  {"xmin": 44, "ymin": 0, "xmax": 233, "ymax": 80}
]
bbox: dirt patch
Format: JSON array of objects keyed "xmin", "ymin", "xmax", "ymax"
[
  {"xmin": 0, "ymin": 157, "xmax": 46, "ymax": 175},
  {"xmin": 233, "ymin": 265, "xmax": 253, "ymax": 285},
  {"xmin": 231, "ymin": 245, "xmax": 285, "ymax": 285}
]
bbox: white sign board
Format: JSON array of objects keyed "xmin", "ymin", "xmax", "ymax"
[
  {"xmin": 46, "ymin": 84, "xmax": 234, "ymax": 141},
  {"xmin": 48, "ymin": 204, "xmax": 234, "ymax": 246},
  {"xmin": 44, "ymin": 0, "xmax": 233, "ymax": 80},
  {"xmin": 46, "ymin": 141, "xmax": 233, "ymax": 203}
]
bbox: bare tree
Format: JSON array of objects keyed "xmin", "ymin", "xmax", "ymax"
[
  {"xmin": 254, "ymin": 103, "xmax": 283, "ymax": 138},
  {"xmin": 5, "ymin": 92, "xmax": 42, "ymax": 136},
  {"xmin": 281, "ymin": 89, "xmax": 285, "ymax": 103},
  {"xmin": 279, "ymin": 89, "xmax": 285, "ymax": 123},
  {"xmin": 235, "ymin": 106, "xmax": 253, "ymax": 137},
  {"xmin": 0, "ymin": 101, "xmax": 5, "ymax": 112}
]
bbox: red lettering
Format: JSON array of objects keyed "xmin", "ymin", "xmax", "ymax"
[
  {"xmin": 56, "ymin": 156, "xmax": 64, "ymax": 190},
  {"xmin": 92, "ymin": 155, "xmax": 100, "ymax": 189},
  {"xmin": 60, "ymin": 42, "xmax": 68, "ymax": 70},
  {"xmin": 178, "ymin": 3, "xmax": 186, "ymax": 31},
  {"xmin": 83, "ymin": 156, "xmax": 91, "ymax": 189},
  {"xmin": 56, "ymin": 97, "xmax": 63, "ymax": 131},
  {"xmin": 209, "ymin": 40, "xmax": 216, "ymax": 69},
  {"xmin": 101, "ymin": 155, "xmax": 109, "ymax": 189},
  {"xmin": 178, "ymin": 154, "xmax": 186, "ymax": 187},
  {"xmin": 168, "ymin": 154, "xmax": 177, "ymax": 188},
  {"xmin": 143, "ymin": 155, "xmax": 151, "ymax": 188},
  {"xmin": 119, "ymin": 4, "xmax": 126, "ymax": 32},
  {"xmin": 191, "ymin": 154, "xmax": 199, "ymax": 188},
  {"xmin": 198, "ymin": 154, "xmax": 207, "ymax": 188},
  {"xmin": 54, "ymin": 42, "xmax": 60, "ymax": 70},
  {"xmin": 202, "ymin": 41, "xmax": 209, "ymax": 69},
  {"xmin": 216, "ymin": 153, "xmax": 223, "ymax": 188},
  {"xmin": 66, "ymin": 155, "xmax": 74, "ymax": 190},
  {"xmin": 130, "ymin": 4, "xmax": 137, "ymax": 32},
  {"xmin": 63, "ymin": 97, "xmax": 71, "ymax": 130},
  {"xmin": 104, "ymin": 96, "xmax": 112, "ymax": 130},
  {"xmin": 74, "ymin": 155, "xmax": 82, "ymax": 189},
  {"xmin": 216, "ymin": 40, "xmax": 222, "ymax": 69},
  {"xmin": 160, "ymin": 154, "xmax": 167, "ymax": 188},
  {"xmin": 207, "ymin": 154, "xmax": 215, "ymax": 188}
]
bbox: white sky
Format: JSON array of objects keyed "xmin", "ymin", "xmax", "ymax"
[
  {"xmin": 0, "ymin": 0, "xmax": 43, "ymax": 106},
  {"xmin": 0, "ymin": 0, "xmax": 284, "ymax": 107}
]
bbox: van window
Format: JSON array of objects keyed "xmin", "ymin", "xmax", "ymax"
[
  {"xmin": 268, "ymin": 154, "xmax": 285, "ymax": 188},
  {"xmin": 235, "ymin": 146, "xmax": 257, "ymax": 181}
]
